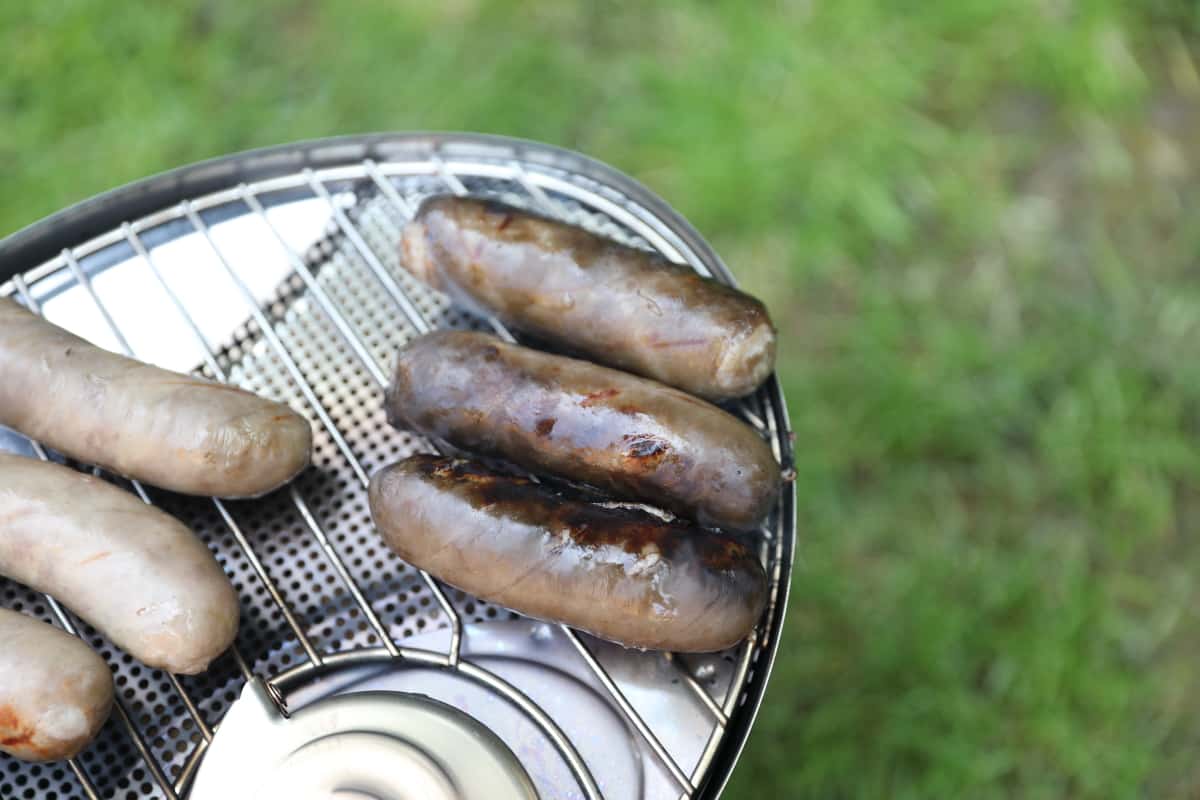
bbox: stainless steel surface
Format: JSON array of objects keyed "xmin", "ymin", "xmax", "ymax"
[
  {"xmin": 0, "ymin": 133, "xmax": 795, "ymax": 800},
  {"xmin": 190, "ymin": 678, "xmax": 537, "ymax": 800}
]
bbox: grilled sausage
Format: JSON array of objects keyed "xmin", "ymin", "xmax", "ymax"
[
  {"xmin": 370, "ymin": 455, "xmax": 766, "ymax": 652},
  {"xmin": 0, "ymin": 297, "xmax": 312, "ymax": 498},
  {"xmin": 0, "ymin": 608, "xmax": 113, "ymax": 761},
  {"xmin": 401, "ymin": 195, "xmax": 777, "ymax": 401},
  {"xmin": 0, "ymin": 453, "xmax": 239, "ymax": 674},
  {"xmin": 386, "ymin": 331, "xmax": 779, "ymax": 531}
]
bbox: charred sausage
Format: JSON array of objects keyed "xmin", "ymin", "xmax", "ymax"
[
  {"xmin": 386, "ymin": 331, "xmax": 779, "ymax": 531},
  {"xmin": 369, "ymin": 455, "xmax": 766, "ymax": 652},
  {"xmin": 0, "ymin": 453, "xmax": 240, "ymax": 674},
  {"xmin": 401, "ymin": 195, "xmax": 777, "ymax": 401},
  {"xmin": 0, "ymin": 608, "xmax": 113, "ymax": 761},
  {"xmin": 0, "ymin": 297, "xmax": 312, "ymax": 498}
]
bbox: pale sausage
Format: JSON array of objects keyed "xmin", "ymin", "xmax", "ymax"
[
  {"xmin": 0, "ymin": 453, "xmax": 239, "ymax": 674},
  {"xmin": 0, "ymin": 297, "xmax": 312, "ymax": 498},
  {"xmin": 0, "ymin": 607, "xmax": 113, "ymax": 761}
]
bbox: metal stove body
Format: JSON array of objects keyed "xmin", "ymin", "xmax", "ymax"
[{"xmin": 0, "ymin": 133, "xmax": 795, "ymax": 800}]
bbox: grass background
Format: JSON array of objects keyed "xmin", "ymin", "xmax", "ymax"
[{"xmin": 3, "ymin": 1, "xmax": 1199, "ymax": 796}]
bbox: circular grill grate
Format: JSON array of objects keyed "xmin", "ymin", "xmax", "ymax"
[{"xmin": 0, "ymin": 136, "xmax": 794, "ymax": 800}]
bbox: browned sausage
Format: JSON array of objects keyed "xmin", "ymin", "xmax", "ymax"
[
  {"xmin": 0, "ymin": 453, "xmax": 240, "ymax": 674},
  {"xmin": 0, "ymin": 608, "xmax": 113, "ymax": 761},
  {"xmin": 0, "ymin": 297, "xmax": 312, "ymax": 498},
  {"xmin": 401, "ymin": 195, "xmax": 776, "ymax": 400},
  {"xmin": 369, "ymin": 455, "xmax": 766, "ymax": 652},
  {"xmin": 386, "ymin": 331, "xmax": 779, "ymax": 531}
]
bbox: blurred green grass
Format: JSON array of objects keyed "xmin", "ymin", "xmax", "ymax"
[{"xmin": 3, "ymin": 1, "xmax": 1199, "ymax": 796}]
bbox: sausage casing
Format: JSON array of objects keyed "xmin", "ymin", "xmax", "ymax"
[
  {"xmin": 0, "ymin": 608, "xmax": 113, "ymax": 761},
  {"xmin": 0, "ymin": 453, "xmax": 240, "ymax": 674},
  {"xmin": 386, "ymin": 331, "xmax": 780, "ymax": 531},
  {"xmin": 401, "ymin": 195, "xmax": 777, "ymax": 400},
  {"xmin": 0, "ymin": 297, "xmax": 312, "ymax": 498},
  {"xmin": 369, "ymin": 455, "xmax": 767, "ymax": 652}
]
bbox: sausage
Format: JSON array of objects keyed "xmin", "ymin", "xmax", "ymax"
[
  {"xmin": 0, "ymin": 608, "xmax": 113, "ymax": 761},
  {"xmin": 0, "ymin": 297, "xmax": 312, "ymax": 498},
  {"xmin": 386, "ymin": 331, "xmax": 780, "ymax": 531},
  {"xmin": 369, "ymin": 455, "xmax": 766, "ymax": 652},
  {"xmin": 401, "ymin": 195, "xmax": 777, "ymax": 401},
  {"xmin": 0, "ymin": 453, "xmax": 240, "ymax": 674}
]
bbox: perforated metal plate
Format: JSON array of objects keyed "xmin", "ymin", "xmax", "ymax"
[{"xmin": 0, "ymin": 134, "xmax": 795, "ymax": 800}]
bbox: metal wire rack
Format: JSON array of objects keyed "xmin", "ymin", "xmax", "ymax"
[{"xmin": 0, "ymin": 134, "xmax": 795, "ymax": 800}]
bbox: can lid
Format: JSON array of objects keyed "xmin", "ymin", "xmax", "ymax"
[{"xmin": 190, "ymin": 678, "xmax": 538, "ymax": 800}]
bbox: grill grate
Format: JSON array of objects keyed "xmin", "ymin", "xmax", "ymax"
[{"xmin": 0, "ymin": 137, "xmax": 793, "ymax": 800}]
